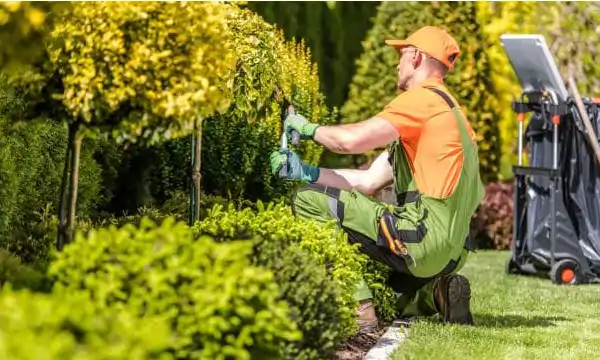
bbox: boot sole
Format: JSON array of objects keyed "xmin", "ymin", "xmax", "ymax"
[{"xmin": 443, "ymin": 275, "xmax": 474, "ymax": 325}]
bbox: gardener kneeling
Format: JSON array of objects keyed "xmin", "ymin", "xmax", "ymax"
[{"xmin": 270, "ymin": 26, "xmax": 484, "ymax": 332}]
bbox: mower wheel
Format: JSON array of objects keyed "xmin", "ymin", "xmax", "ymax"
[
  {"xmin": 550, "ymin": 258, "xmax": 580, "ymax": 285},
  {"xmin": 506, "ymin": 258, "xmax": 520, "ymax": 275}
]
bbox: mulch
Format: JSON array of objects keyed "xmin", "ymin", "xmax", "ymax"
[{"xmin": 333, "ymin": 324, "xmax": 389, "ymax": 360}]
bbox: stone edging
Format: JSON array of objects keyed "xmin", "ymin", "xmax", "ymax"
[{"xmin": 364, "ymin": 320, "xmax": 410, "ymax": 360}]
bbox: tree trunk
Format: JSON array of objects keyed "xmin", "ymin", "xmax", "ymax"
[
  {"xmin": 192, "ymin": 117, "xmax": 203, "ymax": 224},
  {"xmin": 65, "ymin": 125, "xmax": 82, "ymax": 247},
  {"xmin": 188, "ymin": 133, "xmax": 196, "ymax": 226},
  {"xmin": 57, "ymin": 124, "xmax": 74, "ymax": 251}
]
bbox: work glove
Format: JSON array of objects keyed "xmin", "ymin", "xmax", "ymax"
[
  {"xmin": 284, "ymin": 113, "xmax": 320, "ymax": 141},
  {"xmin": 270, "ymin": 149, "xmax": 320, "ymax": 183}
]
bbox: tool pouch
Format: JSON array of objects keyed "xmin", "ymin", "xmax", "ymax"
[{"xmin": 376, "ymin": 210, "xmax": 416, "ymax": 266}]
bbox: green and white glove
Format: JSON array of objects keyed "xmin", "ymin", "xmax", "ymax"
[
  {"xmin": 270, "ymin": 149, "xmax": 320, "ymax": 183},
  {"xmin": 284, "ymin": 113, "xmax": 320, "ymax": 141}
]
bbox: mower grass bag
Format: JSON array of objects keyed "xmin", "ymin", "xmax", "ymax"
[{"xmin": 508, "ymin": 98, "xmax": 600, "ymax": 285}]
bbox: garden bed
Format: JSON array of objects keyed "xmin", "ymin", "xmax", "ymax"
[{"xmin": 334, "ymin": 325, "xmax": 389, "ymax": 360}]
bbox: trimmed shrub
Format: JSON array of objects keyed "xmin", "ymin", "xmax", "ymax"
[
  {"xmin": 48, "ymin": 217, "xmax": 300, "ymax": 360},
  {"xmin": 201, "ymin": 6, "xmax": 336, "ymax": 202},
  {"xmin": 341, "ymin": 1, "xmax": 502, "ymax": 183},
  {"xmin": 0, "ymin": 286, "xmax": 172, "ymax": 360},
  {"xmin": 470, "ymin": 180, "xmax": 514, "ymax": 250},
  {"xmin": 260, "ymin": 241, "xmax": 344, "ymax": 359},
  {"xmin": 193, "ymin": 202, "xmax": 369, "ymax": 356}
]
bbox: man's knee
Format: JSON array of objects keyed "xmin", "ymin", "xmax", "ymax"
[{"xmin": 291, "ymin": 184, "xmax": 342, "ymax": 223}]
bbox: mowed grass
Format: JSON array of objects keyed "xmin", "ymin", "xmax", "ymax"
[{"xmin": 392, "ymin": 251, "xmax": 600, "ymax": 360}]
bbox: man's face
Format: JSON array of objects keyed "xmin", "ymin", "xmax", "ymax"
[{"xmin": 396, "ymin": 47, "xmax": 418, "ymax": 91}]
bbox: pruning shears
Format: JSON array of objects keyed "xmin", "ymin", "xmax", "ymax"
[{"xmin": 274, "ymin": 86, "xmax": 300, "ymax": 178}]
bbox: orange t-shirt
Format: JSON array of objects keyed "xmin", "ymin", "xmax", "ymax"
[{"xmin": 376, "ymin": 76, "xmax": 476, "ymax": 199}]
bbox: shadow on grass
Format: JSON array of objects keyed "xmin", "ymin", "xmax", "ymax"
[{"xmin": 473, "ymin": 313, "xmax": 569, "ymax": 328}]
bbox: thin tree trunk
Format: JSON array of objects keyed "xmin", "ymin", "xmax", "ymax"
[
  {"xmin": 188, "ymin": 134, "xmax": 196, "ymax": 226},
  {"xmin": 57, "ymin": 124, "xmax": 74, "ymax": 251},
  {"xmin": 192, "ymin": 117, "xmax": 203, "ymax": 224},
  {"xmin": 65, "ymin": 127, "xmax": 82, "ymax": 247}
]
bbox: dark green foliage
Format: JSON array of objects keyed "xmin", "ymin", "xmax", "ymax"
[
  {"xmin": 99, "ymin": 139, "xmax": 189, "ymax": 214},
  {"xmin": 259, "ymin": 241, "xmax": 345, "ymax": 359},
  {"xmin": 0, "ymin": 286, "xmax": 173, "ymax": 360},
  {"xmin": 0, "ymin": 249, "xmax": 50, "ymax": 292},
  {"xmin": 363, "ymin": 260, "xmax": 398, "ymax": 323},
  {"xmin": 48, "ymin": 217, "xmax": 299, "ymax": 360},
  {"xmin": 0, "ymin": 84, "xmax": 104, "ymax": 264},
  {"xmin": 194, "ymin": 201, "xmax": 360, "ymax": 359},
  {"xmin": 247, "ymin": 1, "xmax": 380, "ymax": 108},
  {"xmin": 341, "ymin": 1, "xmax": 502, "ymax": 182}
]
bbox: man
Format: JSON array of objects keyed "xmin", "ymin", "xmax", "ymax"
[{"xmin": 270, "ymin": 26, "xmax": 484, "ymax": 332}]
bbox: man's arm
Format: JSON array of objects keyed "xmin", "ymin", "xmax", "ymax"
[
  {"xmin": 313, "ymin": 150, "xmax": 394, "ymax": 195},
  {"xmin": 313, "ymin": 117, "xmax": 400, "ymax": 155}
]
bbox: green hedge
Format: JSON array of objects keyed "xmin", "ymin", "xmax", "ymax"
[
  {"xmin": 341, "ymin": 1, "xmax": 502, "ymax": 183},
  {"xmin": 0, "ymin": 83, "xmax": 105, "ymax": 265},
  {"xmin": 193, "ymin": 201, "xmax": 368, "ymax": 358},
  {"xmin": 246, "ymin": 1, "xmax": 380, "ymax": 108},
  {"xmin": 48, "ymin": 217, "xmax": 299, "ymax": 360},
  {"xmin": 0, "ymin": 287, "xmax": 172, "ymax": 360}
]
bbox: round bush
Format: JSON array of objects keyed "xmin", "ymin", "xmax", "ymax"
[
  {"xmin": 48, "ymin": 217, "xmax": 300, "ymax": 360},
  {"xmin": 0, "ymin": 286, "xmax": 172, "ymax": 360},
  {"xmin": 193, "ymin": 202, "xmax": 370, "ymax": 348}
]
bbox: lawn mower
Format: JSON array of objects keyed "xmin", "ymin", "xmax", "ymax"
[{"xmin": 501, "ymin": 34, "xmax": 600, "ymax": 285}]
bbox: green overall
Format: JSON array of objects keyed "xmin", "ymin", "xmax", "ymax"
[{"xmin": 291, "ymin": 87, "xmax": 484, "ymax": 317}]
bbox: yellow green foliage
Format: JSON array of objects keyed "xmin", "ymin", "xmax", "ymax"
[
  {"xmin": 478, "ymin": 2, "xmax": 600, "ymax": 179},
  {"xmin": 0, "ymin": 286, "xmax": 173, "ymax": 360},
  {"xmin": 0, "ymin": 2, "xmax": 68, "ymax": 72},
  {"xmin": 193, "ymin": 202, "xmax": 368, "ymax": 347},
  {"xmin": 14, "ymin": 1, "xmax": 236, "ymax": 145},
  {"xmin": 476, "ymin": 1, "xmax": 537, "ymax": 178},
  {"xmin": 539, "ymin": 2, "xmax": 600, "ymax": 97},
  {"xmin": 49, "ymin": 217, "xmax": 300, "ymax": 359},
  {"xmin": 341, "ymin": 1, "xmax": 501, "ymax": 183},
  {"xmin": 201, "ymin": 6, "xmax": 335, "ymax": 201}
]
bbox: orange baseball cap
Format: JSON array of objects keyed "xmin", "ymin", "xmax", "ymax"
[{"xmin": 385, "ymin": 26, "xmax": 460, "ymax": 70}]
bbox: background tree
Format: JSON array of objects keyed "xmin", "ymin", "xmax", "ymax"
[
  {"xmin": 7, "ymin": 1, "xmax": 236, "ymax": 248},
  {"xmin": 246, "ymin": 1, "xmax": 380, "ymax": 109}
]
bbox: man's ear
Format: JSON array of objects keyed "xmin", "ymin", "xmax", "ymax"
[{"xmin": 411, "ymin": 51, "xmax": 423, "ymax": 69}]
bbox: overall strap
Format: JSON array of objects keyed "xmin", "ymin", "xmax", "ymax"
[{"xmin": 424, "ymin": 86, "xmax": 456, "ymax": 109}]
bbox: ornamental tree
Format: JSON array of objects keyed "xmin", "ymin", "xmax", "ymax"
[{"xmin": 9, "ymin": 1, "xmax": 236, "ymax": 248}]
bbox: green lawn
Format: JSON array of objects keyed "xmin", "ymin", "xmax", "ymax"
[{"xmin": 392, "ymin": 251, "xmax": 600, "ymax": 359}]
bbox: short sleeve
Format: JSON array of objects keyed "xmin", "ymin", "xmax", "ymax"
[{"xmin": 375, "ymin": 93, "xmax": 424, "ymax": 140}]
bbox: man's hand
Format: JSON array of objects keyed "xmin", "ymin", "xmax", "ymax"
[
  {"xmin": 270, "ymin": 149, "xmax": 320, "ymax": 183},
  {"xmin": 284, "ymin": 113, "xmax": 320, "ymax": 141}
]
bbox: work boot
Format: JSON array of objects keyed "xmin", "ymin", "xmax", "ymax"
[
  {"xmin": 356, "ymin": 299, "xmax": 379, "ymax": 333},
  {"xmin": 433, "ymin": 274, "xmax": 474, "ymax": 325}
]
